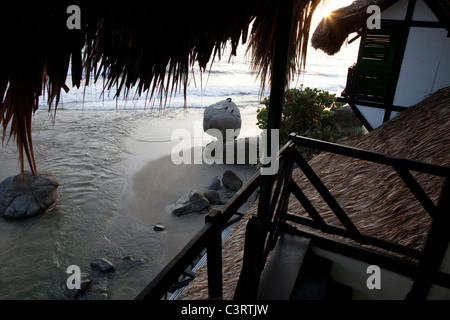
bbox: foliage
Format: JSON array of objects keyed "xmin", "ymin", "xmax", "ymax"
[{"xmin": 257, "ymin": 87, "xmax": 345, "ymax": 160}]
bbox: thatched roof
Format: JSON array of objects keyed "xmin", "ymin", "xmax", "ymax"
[
  {"xmin": 177, "ymin": 86, "xmax": 450, "ymax": 300},
  {"xmin": 311, "ymin": 0, "xmax": 397, "ymax": 55},
  {"xmin": 312, "ymin": 0, "xmax": 450, "ymax": 56},
  {"xmin": 1, "ymin": 0, "xmax": 322, "ymax": 177}
]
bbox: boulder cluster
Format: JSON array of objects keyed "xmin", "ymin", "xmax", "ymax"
[{"xmin": 166, "ymin": 169, "xmax": 244, "ymax": 216}]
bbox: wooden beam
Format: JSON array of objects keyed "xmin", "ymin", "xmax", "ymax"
[
  {"xmin": 286, "ymin": 213, "xmax": 422, "ymax": 260},
  {"xmin": 286, "ymin": 225, "xmax": 419, "ymax": 280},
  {"xmin": 394, "ymin": 166, "xmax": 440, "ymax": 219},
  {"xmin": 289, "ymin": 179, "xmax": 327, "ymax": 229},
  {"xmin": 291, "ymin": 135, "xmax": 450, "ymax": 177}
]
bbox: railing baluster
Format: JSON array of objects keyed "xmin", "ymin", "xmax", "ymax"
[
  {"xmin": 394, "ymin": 166, "xmax": 440, "ymax": 219},
  {"xmin": 292, "ymin": 147, "xmax": 361, "ymax": 237},
  {"xmin": 264, "ymin": 148, "xmax": 295, "ymax": 258},
  {"xmin": 289, "ymin": 179, "xmax": 327, "ymax": 229}
]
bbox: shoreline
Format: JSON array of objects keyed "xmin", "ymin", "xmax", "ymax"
[{"xmin": 0, "ymin": 106, "xmax": 262, "ymax": 299}]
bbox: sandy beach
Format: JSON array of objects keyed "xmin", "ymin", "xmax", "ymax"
[{"xmin": 122, "ymin": 147, "xmax": 258, "ymax": 263}]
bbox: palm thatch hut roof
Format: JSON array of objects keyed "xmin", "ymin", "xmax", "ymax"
[
  {"xmin": 1, "ymin": 0, "xmax": 322, "ymax": 177},
  {"xmin": 311, "ymin": 0, "xmax": 398, "ymax": 55},
  {"xmin": 311, "ymin": 0, "xmax": 450, "ymax": 56},
  {"xmin": 177, "ymin": 85, "xmax": 450, "ymax": 300}
]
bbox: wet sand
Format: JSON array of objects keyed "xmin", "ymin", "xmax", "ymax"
[{"xmin": 122, "ymin": 146, "xmax": 258, "ymax": 263}]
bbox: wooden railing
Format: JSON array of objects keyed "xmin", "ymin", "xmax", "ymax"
[
  {"xmin": 136, "ymin": 134, "xmax": 450, "ymax": 300},
  {"xmin": 285, "ymin": 135, "xmax": 450, "ymax": 259},
  {"xmin": 135, "ymin": 166, "xmax": 262, "ymax": 300},
  {"xmin": 235, "ymin": 134, "xmax": 450, "ymax": 299}
]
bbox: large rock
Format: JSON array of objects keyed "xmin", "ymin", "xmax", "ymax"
[
  {"xmin": 166, "ymin": 190, "xmax": 210, "ymax": 216},
  {"xmin": 333, "ymin": 104, "xmax": 362, "ymax": 134},
  {"xmin": 0, "ymin": 171, "xmax": 59, "ymax": 220},
  {"xmin": 203, "ymin": 98, "xmax": 242, "ymax": 140}
]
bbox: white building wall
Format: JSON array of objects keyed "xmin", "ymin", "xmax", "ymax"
[
  {"xmin": 355, "ymin": 105, "xmax": 385, "ymax": 129},
  {"xmin": 413, "ymin": 0, "xmax": 439, "ymax": 21},
  {"xmin": 312, "ymin": 247, "xmax": 413, "ymax": 300},
  {"xmin": 313, "ymin": 246, "xmax": 450, "ymax": 299},
  {"xmin": 382, "ymin": 0, "xmax": 408, "ymax": 20},
  {"xmin": 393, "ymin": 27, "xmax": 449, "ymax": 107},
  {"xmin": 432, "ymin": 38, "xmax": 450, "ymax": 93}
]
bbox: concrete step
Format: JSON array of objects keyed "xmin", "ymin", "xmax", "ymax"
[
  {"xmin": 291, "ymin": 250, "xmax": 352, "ymax": 300},
  {"xmin": 257, "ymin": 234, "xmax": 311, "ymax": 300}
]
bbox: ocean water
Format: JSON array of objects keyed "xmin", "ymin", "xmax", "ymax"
[{"xmin": 0, "ymin": 39, "xmax": 359, "ymax": 299}]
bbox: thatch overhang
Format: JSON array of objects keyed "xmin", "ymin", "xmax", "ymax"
[
  {"xmin": 311, "ymin": 0, "xmax": 399, "ymax": 56},
  {"xmin": 312, "ymin": 0, "xmax": 450, "ymax": 56},
  {"xmin": 0, "ymin": 0, "xmax": 322, "ymax": 177}
]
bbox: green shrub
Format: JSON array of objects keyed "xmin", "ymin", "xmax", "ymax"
[{"xmin": 257, "ymin": 87, "xmax": 344, "ymax": 160}]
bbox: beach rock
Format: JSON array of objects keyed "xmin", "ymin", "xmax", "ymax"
[
  {"xmin": 90, "ymin": 258, "xmax": 116, "ymax": 273},
  {"xmin": 203, "ymin": 98, "xmax": 241, "ymax": 140},
  {"xmin": 204, "ymin": 190, "xmax": 221, "ymax": 205},
  {"xmin": 222, "ymin": 137, "xmax": 260, "ymax": 165},
  {"xmin": 333, "ymin": 104, "xmax": 362, "ymax": 134},
  {"xmin": 218, "ymin": 188, "xmax": 236, "ymax": 204},
  {"xmin": 154, "ymin": 224, "xmax": 166, "ymax": 232},
  {"xmin": 0, "ymin": 171, "xmax": 59, "ymax": 220},
  {"xmin": 77, "ymin": 273, "xmax": 92, "ymax": 296},
  {"xmin": 166, "ymin": 190, "xmax": 210, "ymax": 216},
  {"xmin": 222, "ymin": 170, "xmax": 243, "ymax": 191},
  {"xmin": 204, "ymin": 176, "xmax": 221, "ymax": 191}
]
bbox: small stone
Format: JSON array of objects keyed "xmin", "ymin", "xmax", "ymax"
[
  {"xmin": 154, "ymin": 224, "xmax": 165, "ymax": 231},
  {"xmin": 91, "ymin": 258, "xmax": 116, "ymax": 273},
  {"xmin": 73, "ymin": 272, "xmax": 91, "ymax": 298},
  {"xmin": 204, "ymin": 190, "xmax": 221, "ymax": 205},
  {"xmin": 222, "ymin": 170, "xmax": 243, "ymax": 191},
  {"xmin": 78, "ymin": 273, "xmax": 91, "ymax": 294},
  {"xmin": 218, "ymin": 188, "xmax": 236, "ymax": 204},
  {"xmin": 204, "ymin": 176, "xmax": 221, "ymax": 191},
  {"xmin": 166, "ymin": 190, "xmax": 210, "ymax": 216}
]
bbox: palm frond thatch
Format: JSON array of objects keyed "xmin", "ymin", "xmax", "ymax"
[
  {"xmin": 1, "ymin": 0, "xmax": 322, "ymax": 178},
  {"xmin": 311, "ymin": 0, "xmax": 398, "ymax": 55}
]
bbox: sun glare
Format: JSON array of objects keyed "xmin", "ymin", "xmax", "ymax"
[{"xmin": 311, "ymin": 0, "xmax": 354, "ymax": 29}]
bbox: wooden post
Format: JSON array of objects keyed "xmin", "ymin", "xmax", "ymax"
[{"xmin": 234, "ymin": 0, "xmax": 295, "ymax": 300}]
